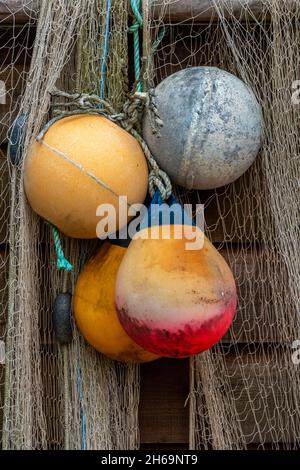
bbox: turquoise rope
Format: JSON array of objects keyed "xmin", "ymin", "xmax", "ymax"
[
  {"xmin": 99, "ymin": 0, "xmax": 112, "ymax": 99},
  {"xmin": 152, "ymin": 25, "xmax": 168, "ymax": 53},
  {"xmin": 49, "ymin": 224, "xmax": 73, "ymax": 272},
  {"xmin": 129, "ymin": 0, "xmax": 143, "ymax": 92},
  {"xmin": 129, "ymin": 1, "xmax": 167, "ymax": 91}
]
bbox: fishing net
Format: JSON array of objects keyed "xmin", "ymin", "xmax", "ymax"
[
  {"xmin": 1, "ymin": 0, "xmax": 300, "ymax": 451},
  {"xmin": 145, "ymin": 0, "xmax": 300, "ymax": 450},
  {"xmin": 1, "ymin": 0, "xmax": 139, "ymax": 450}
]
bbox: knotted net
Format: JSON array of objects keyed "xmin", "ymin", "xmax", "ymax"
[
  {"xmin": 0, "ymin": 0, "xmax": 300, "ymax": 450},
  {"xmin": 145, "ymin": 0, "xmax": 300, "ymax": 449},
  {"xmin": 1, "ymin": 0, "xmax": 139, "ymax": 450}
]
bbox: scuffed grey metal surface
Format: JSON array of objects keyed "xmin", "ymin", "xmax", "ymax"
[{"xmin": 143, "ymin": 67, "xmax": 263, "ymax": 190}]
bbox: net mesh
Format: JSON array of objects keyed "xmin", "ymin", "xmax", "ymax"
[
  {"xmin": 146, "ymin": 0, "xmax": 300, "ymax": 449},
  {"xmin": 0, "ymin": 0, "xmax": 299, "ymax": 450},
  {"xmin": 1, "ymin": 0, "xmax": 139, "ymax": 450}
]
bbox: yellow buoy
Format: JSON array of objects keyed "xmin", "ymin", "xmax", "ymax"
[
  {"xmin": 74, "ymin": 242, "xmax": 158, "ymax": 363},
  {"xmin": 24, "ymin": 115, "xmax": 148, "ymax": 238}
]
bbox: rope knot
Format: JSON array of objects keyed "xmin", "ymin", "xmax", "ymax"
[
  {"xmin": 128, "ymin": 21, "xmax": 140, "ymax": 34},
  {"xmin": 129, "ymin": 0, "xmax": 143, "ymax": 29},
  {"xmin": 149, "ymin": 167, "xmax": 172, "ymax": 201}
]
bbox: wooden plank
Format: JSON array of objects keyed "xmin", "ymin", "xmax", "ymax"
[
  {"xmin": 151, "ymin": 0, "xmax": 284, "ymax": 22},
  {"xmin": 223, "ymin": 348, "xmax": 300, "ymax": 446},
  {"xmin": 0, "ymin": 65, "xmax": 29, "ymax": 143},
  {"xmin": 220, "ymin": 246, "xmax": 281, "ymax": 344},
  {"xmin": 0, "ymin": 24, "xmax": 35, "ymax": 66},
  {"xmin": 140, "ymin": 349, "xmax": 299, "ymax": 447},
  {"xmin": 0, "ymin": 1, "xmax": 37, "ymax": 23},
  {"xmin": 40, "ymin": 349, "xmax": 64, "ymax": 450},
  {"xmin": 176, "ymin": 177, "xmax": 261, "ymax": 243},
  {"xmin": 139, "ymin": 358, "xmax": 189, "ymax": 444}
]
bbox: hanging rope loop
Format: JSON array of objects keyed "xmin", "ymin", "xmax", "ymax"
[
  {"xmin": 129, "ymin": 0, "xmax": 142, "ymax": 92},
  {"xmin": 49, "ymin": 223, "xmax": 73, "ymax": 272}
]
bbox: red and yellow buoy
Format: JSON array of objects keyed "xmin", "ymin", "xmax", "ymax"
[
  {"xmin": 74, "ymin": 242, "xmax": 158, "ymax": 363},
  {"xmin": 115, "ymin": 225, "xmax": 237, "ymax": 358}
]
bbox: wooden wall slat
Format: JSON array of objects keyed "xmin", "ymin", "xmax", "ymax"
[
  {"xmin": 139, "ymin": 358, "xmax": 190, "ymax": 444},
  {"xmin": 0, "ymin": 1, "xmax": 37, "ymax": 23},
  {"xmin": 139, "ymin": 349, "xmax": 297, "ymax": 447},
  {"xmin": 196, "ymin": 179, "xmax": 261, "ymax": 243},
  {"xmin": 0, "ymin": 65, "xmax": 29, "ymax": 143},
  {"xmin": 222, "ymin": 350, "xmax": 298, "ymax": 445},
  {"xmin": 151, "ymin": 0, "xmax": 278, "ymax": 22}
]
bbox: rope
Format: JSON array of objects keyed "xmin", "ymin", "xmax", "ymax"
[
  {"xmin": 39, "ymin": 87, "xmax": 172, "ymax": 200},
  {"xmin": 152, "ymin": 25, "xmax": 168, "ymax": 53},
  {"xmin": 49, "ymin": 223, "xmax": 73, "ymax": 272},
  {"xmin": 99, "ymin": 0, "xmax": 111, "ymax": 99},
  {"xmin": 129, "ymin": 0, "xmax": 143, "ymax": 92},
  {"xmin": 76, "ymin": 361, "xmax": 87, "ymax": 450},
  {"xmin": 2, "ymin": 168, "xmax": 17, "ymax": 450}
]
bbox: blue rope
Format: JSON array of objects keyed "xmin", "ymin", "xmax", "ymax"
[{"xmin": 99, "ymin": 0, "xmax": 112, "ymax": 99}]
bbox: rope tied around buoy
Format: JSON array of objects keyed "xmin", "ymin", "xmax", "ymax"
[{"xmin": 39, "ymin": 86, "xmax": 172, "ymax": 200}]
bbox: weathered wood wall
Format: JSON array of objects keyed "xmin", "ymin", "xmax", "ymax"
[
  {"xmin": 152, "ymin": 0, "xmax": 268, "ymax": 21},
  {"xmin": 0, "ymin": 1, "xmax": 295, "ymax": 450},
  {"xmin": 2, "ymin": 0, "xmax": 297, "ymax": 23}
]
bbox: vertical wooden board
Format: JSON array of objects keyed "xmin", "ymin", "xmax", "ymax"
[
  {"xmin": 41, "ymin": 347, "xmax": 63, "ymax": 450},
  {"xmin": 0, "ymin": 248, "xmax": 7, "ymax": 449},
  {"xmin": 139, "ymin": 358, "xmax": 189, "ymax": 445},
  {"xmin": 0, "ymin": 65, "xmax": 29, "ymax": 143},
  {"xmin": 223, "ymin": 349, "xmax": 300, "ymax": 446},
  {"xmin": 0, "ymin": 1, "xmax": 38, "ymax": 23},
  {"xmin": 176, "ymin": 176, "xmax": 261, "ymax": 244},
  {"xmin": 0, "ymin": 25, "xmax": 35, "ymax": 66},
  {"xmin": 220, "ymin": 247, "xmax": 284, "ymax": 344}
]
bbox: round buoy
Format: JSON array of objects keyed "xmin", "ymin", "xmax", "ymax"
[
  {"xmin": 73, "ymin": 242, "xmax": 158, "ymax": 363},
  {"xmin": 143, "ymin": 67, "xmax": 263, "ymax": 190},
  {"xmin": 24, "ymin": 115, "xmax": 148, "ymax": 238},
  {"xmin": 8, "ymin": 113, "xmax": 28, "ymax": 166},
  {"xmin": 115, "ymin": 226, "xmax": 237, "ymax": 358}
]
